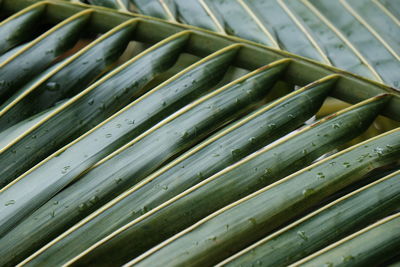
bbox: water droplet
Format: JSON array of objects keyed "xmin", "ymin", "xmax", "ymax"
[
  {"xmin": 317, "ymin": 172, "xmax": 325, "ymax": 179},
  {"xmin": 248, "ymin": 218, "xmax": 257, "ymax": 225},
  {"xmin": 61, "ymin": 166, "xmax": 70, "ymax": 174},
  {"xmin": 231, "ymin": 149, "xmax": 241, "ymax": 158},
  {"xmin": 89, "ymin": 195, "xmax": 99, "ymax": 204},
  {"xmin": 96, "ymin": 57, "xmax": 102, "ymax": 62},
  {"xmin": 264, "ymin": 168, "xmax": 272, "ymax": 175},
  {"xmin": 4, "ymin": 200, "xmax": 15, "ymax": 206},
  {"xmin": 116, "ymin": 124, "xmax": 122, "ymax": 128},
  {"xmin": 87, "ymin": 99, "xmax": 94, "ymax": 105},
  {"xmin": 342, "ymin": 255, "xmax": 354, "ymax": 262},
  {"xmin": 288, "ymin": 114, "xmax": 295, "ymax": 119},
  {"xmin": 141, "ymin": 206, "xmax": 149, "ymax": 214},
  {"xmin": 105, "ymin": 133, "xmax": 112, "ymax": 138},
  {"xmin": 332, "ymin": 123, "xmax": 340, "ymax": 129},
  {"xmin": 78, "ymin": 203, "xmax": 86, "ymax": 211},
  {"xmin": 114, "ymin": 177, "xmax": 123, "ymax": 184},
  {"xmin": 181, "ymin": 131, "xmax": 189, "ymax": 139},
  {"xmin": 249, "ymin": 137, "xmax": 256, "ymax": 144},
  {"xmin": 50, "ymin": 210, "xmax": 55, "ymax": 218},
  {"xmin": 53, "ymin": 201, "xmax": 59, "ymax": 205},
  {"xmin": 162, "ymin": 101, "xmax": 166, "ymax": 107},
  {"xmin": 46, "ymin": 82, "xmax": 60, "ymax": 91},
  {"xmin": 161, "ymin": 185, "xmax": 168, "ymax": 190},
  {"xmin": 357, "ymin": 154, "xmax": 368, "ymax": 162},
  {"xmin": 374, "ymin": 147, "xmax": 384, "ymax": 156},
  {"xmin": 302, "ymin": 188, "xmax": 315, "ymax": 197},
  {"xmin": 45, "ymin": 49, "xmax": 54, "ymax": 54},
  {"xmin": 343, "ymin": 162, "xmax": 351, "ymax": 168},
  {"xmin": 208, "ymin": 236, "xmax": 217, "ymax": 241},
  {"xmin": 297, "ymin": 230, "xmax": 308, "ymax": 241}
]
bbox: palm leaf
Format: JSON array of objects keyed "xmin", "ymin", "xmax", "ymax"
[
  {"xmin": 293, "ymin": 212, "xmax": 400, "ymax": 266},
  {"xmin": 91, "ymin": 0, "xmax": 400, "ymax": 89},
  {"xmin": 0, "ymin": 0, "xmax": 399, "ymax": 266},
  {"xmin": 220, "ymin": 169, "xmax": 400, "ymax": 266},
  {"xmin": 124, "ymin": 128, "xmax": 400, "ymax": 267}
]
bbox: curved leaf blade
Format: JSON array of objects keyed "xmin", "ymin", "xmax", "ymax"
[
  {"xmin": 0, "ymin": 14, "xmax": 137, "ymax": 129},
  {"xmin": 0, "ymin": 2, "xmax": 46, "ymax": 55},
  {"xmin": 13, "ymin": 62, "xmax": 337, "ymax": 266},
  {"xmin": 4, "ymin": 57, "xmax": 284, "ymax": 266},
  {"xmin": 128, "ymin": 126, "xmax": 400, "ymax": 267},
  {"xmin": 221, "ymin": 170, "xmax": 400, "ymax": 266},
  {"xmin": 0, "ymin": 22, "xmax": 187, "ymax": 189},
  {"xmin": 0, "ymin": 9, "xmax": 90, "ymax": 101},
  {"xmin": 295, "ymin": 213, "xmax": 400, "ymax": 266},
  {"xmin": 0, "ymin": 38, "xmax": 236, "ymax": 239},
  {"xmin": 63, "ymin": 84, "xmax": 389, "ymax": 266}
]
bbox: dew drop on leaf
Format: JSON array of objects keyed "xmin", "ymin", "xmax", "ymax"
[
  {"xmin": 297, "ymin": 230, "xmax": 308, "ymax": 241},
  {"xmin": 4, "ymin": 200, "xmax": 15, "ymax": 206},
  {"xmin": 302, "ymin": 188, "xmax": 315, "ymax": 197},
  {"xmin": 46, "ymin": 82, "xmax": 60, "ymax": 91}
]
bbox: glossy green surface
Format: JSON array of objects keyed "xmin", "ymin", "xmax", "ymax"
[
  {"xmin": 0, "ymin": 25, "xmax": 195, "ymax": 189},
  {"xmin": 0, "ymin": 10, "xmax": 89, "ymax": 101},
  {"xmin": 0, "ymin": 3, "xmax": 46, "ymax": 55},
  {"xmin": 300, "ymin": 213, "xmax": 400, "ymax": 267},
  {"xmin": 223, "ymin": 170, "xmax": 400, "ymax": 266},
  {"xmin": 8, "ymin": 61, "xmax": 332, "ymax": 265},
  {"xmin": 0, "ymin": 17, "xmax": 136, "ymax": 130},
  {"xmin": 0, "ymin": 31, "xmax": 194, "ymax": 234},
  {"xmin": 3, "ymin": 0, "xmax": 400, "ymax": 122},
  {"xmin": 130, "ymin": 128, "xmax": 400, "ymax": 267},
  {"xmin": 0, "ymin": 1, "xmax": 399, "ymax": 266},
  {"xmin": 4, "ymin": 59, "xmax": 284, "ymax": 266},
  {"xmin": 71, "ymin": 93, "xmax": 389, "ymax": 266}
]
